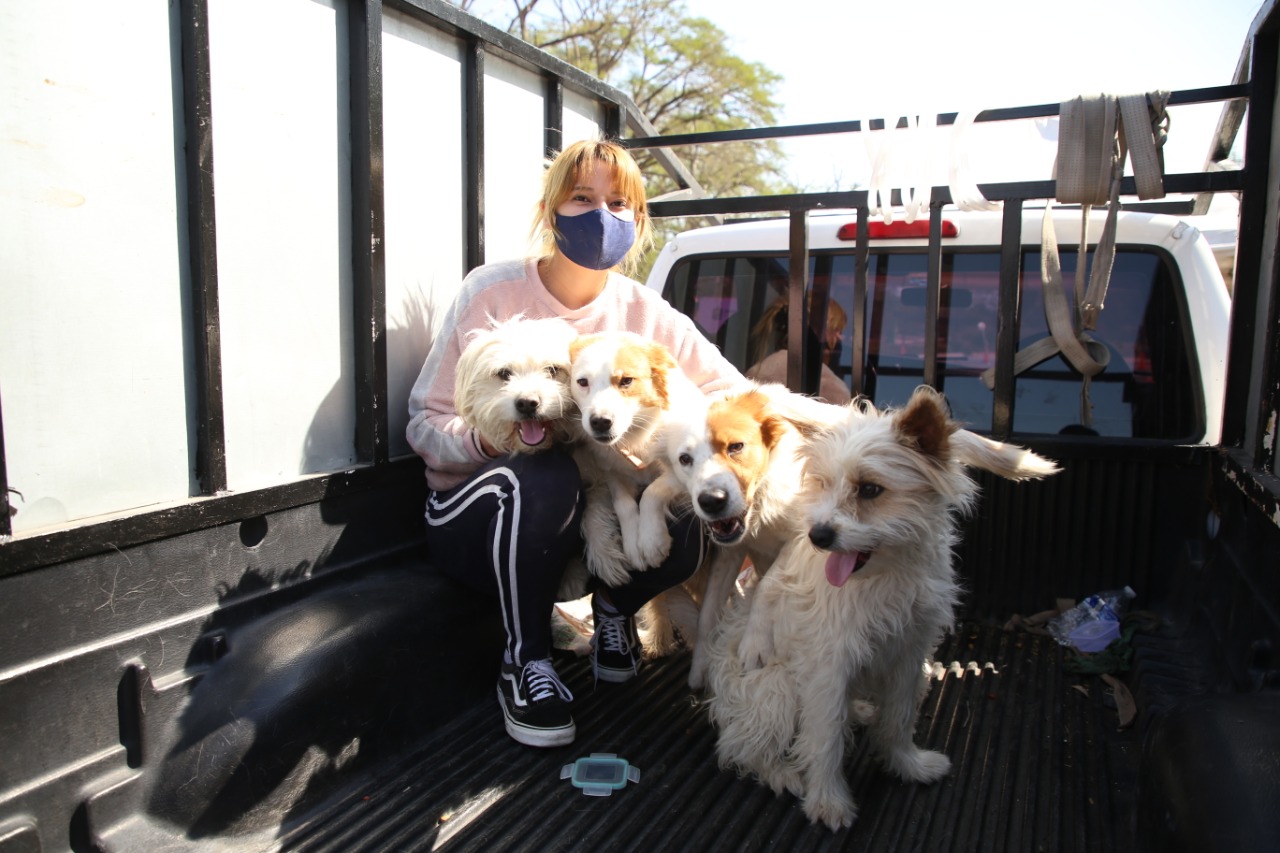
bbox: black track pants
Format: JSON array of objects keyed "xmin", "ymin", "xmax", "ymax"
[{"xmin": 424, "ymin": 449, "xmax": 706, "ymax": 666}]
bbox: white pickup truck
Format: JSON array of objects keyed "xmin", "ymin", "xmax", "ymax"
[{"xmin": 646, "ymin": 207, "xmax": 1230, "ymax": 443}]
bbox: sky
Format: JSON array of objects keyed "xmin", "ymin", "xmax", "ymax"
[{"xmin": 682, "ymin": 0, "xmax": 1265, "ymax": 192}]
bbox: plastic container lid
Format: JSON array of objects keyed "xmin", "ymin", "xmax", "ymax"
[{"xmin": 1069, "ymin": 619, "xmax": 1121, "ymax": 653}]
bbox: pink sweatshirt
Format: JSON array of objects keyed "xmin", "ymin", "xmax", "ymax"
[{"xmin": 406, "ymin": 258, "xmax": 745, "ymax": 491}]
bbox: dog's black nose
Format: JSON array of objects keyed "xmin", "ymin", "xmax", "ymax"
[
  {"xmin": 809, "ymin": 524, "xmax": 836, "ymax": 549},
  {"xmin": 589, "ymin": 415, "xmax": 612, "ymax": 434},
  {"xmin": 515, "ymin": 397, "xmax": 539, "ymax": 417},
  {"xmin": 698, "ymin": 489, "xmax": 728, "ymax": 514}
]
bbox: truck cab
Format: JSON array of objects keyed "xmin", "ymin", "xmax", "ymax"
[{"xmin": 646, "ymin": 207, "xmax": 1230, "ymax": 442}]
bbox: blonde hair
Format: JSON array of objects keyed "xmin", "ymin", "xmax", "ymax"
[{"xmin": 531, "ymin": 139, "xmax": 652, "ymax": 275}]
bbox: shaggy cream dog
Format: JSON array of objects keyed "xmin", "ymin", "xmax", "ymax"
[
  {"xmin": 705, "ymin": 386, "xmax": 1058, "ymax": 830},
  {"xmin": 453, "ymin": 316, "xmax": 577, "ymax": 455}
]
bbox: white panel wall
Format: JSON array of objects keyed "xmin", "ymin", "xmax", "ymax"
[
  {"xmin": 482, "ymin": 57, "xmax": 548, "ymax": 264},
  {"xmin": 208, "ymin": 0, "xmax": 357, "ymax": 491},
  {"xmin": 0, "ymin": 2, "xmax": 191, "ymax": 534},
  {"xmin": 382, "ymin": 9, "xmax": 466, "ymax": 459},
  {"xmin": 563, "ymin": 90, "xmax": 606, "ymax": 147},
  {"xmin": 0, "ymin": 1, "xmax": 620, "ymax": 535}
]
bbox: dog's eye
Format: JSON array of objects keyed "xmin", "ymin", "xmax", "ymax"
[
  {"xmin": 858, "ymin": 482, "xmax": 884, "ymax": 499},
  {"xmin": 545, "ymin": 365, "xmax": 561, "ymax": 378},
  {"xmin": 576, "ymin": 377, "xmax": 588, "ymax": 388},
  {"xmin": 618, "ymin": 376, "xmax": 634, "ymax": 388},
  {"xmin": 496, "ymin": 368, "xmax": 512, "ymax": 382},
  {"xmin": 727, "ymin": 442, "xmax": 744, "ymax": 456},
  {"xmin": 678, "ymin": 453, "xmax": 693, "ymax": 467}
]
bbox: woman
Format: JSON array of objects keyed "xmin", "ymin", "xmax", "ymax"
[{"xmin": 406, "ymin": 139, "xmax": 743, "ymax": 748}]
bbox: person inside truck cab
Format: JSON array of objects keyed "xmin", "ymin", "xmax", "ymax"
[
  {"xmin": 745, "ymin": 291, "xmax": 852, "ymax": 404},
  {"xmin": 405, "ymin": 139, "xmax": 744, "ymax": 748}
]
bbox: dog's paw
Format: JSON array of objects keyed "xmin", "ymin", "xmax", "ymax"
[
  {"xmin": 890, "ymin": 747, "xmax": 951, "ymax": 785},
  {"xmin": 631, "ymin": 514, "xmax": 673, "ymax": 569},
  {"xmin": 737, "ymin": 628, "xmax": 775, "ymax": 670},
  {"xmin": 585, "ymin": 552, "xmax": 634, "ymax": 588},
  {"xmin": 687, "ymin": 647, "xmax": 708, "ymax": 690},
  {"xmin": 803, "ymin": 786, "xmax": 858, "ymax": 831},
  {"xmin": 760, "ymin": 764, "xmax": 804, "ymax": 799}
]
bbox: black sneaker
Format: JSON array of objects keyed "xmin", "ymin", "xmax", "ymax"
[
  {"xmin": 591, "ymin": 596, "xmax": 642, "ymax": 683},
  {"xmin": 496, "ymin": 658, "xmax": 575, "ymax": 747}
]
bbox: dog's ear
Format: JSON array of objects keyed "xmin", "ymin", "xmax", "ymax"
[
  {"xmin": 732, "ymin": 390, "xmax": 788, "ymax": 449},
  {"xmin": 950, "ymin": 429, "xmax": 1060, "ymax": 481},
  {"xmin": 896, "ymin": 386, "xmax": 954, "ymax": 459},
  {"xmin": 645, "ymin": 342, "xmax": 679, "ymax": 406},
  {"xmin": 453, "ymin": 337, "xmax": 487, "ymax": 420},
  {"xmin": 759, "ymin": 413, "xmax": 791, "ymax": 450},
  {"xmin": 644, "ymin": 341, "xmax": 678, "ymax": 374},
  {"xmin": 568, "ymin": 334, "xmax": 599, "ymax": 365}
]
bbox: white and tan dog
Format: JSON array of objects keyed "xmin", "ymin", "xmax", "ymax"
[
  {"xmin": 640, "ymin": 383, "xmax": 846, "ymax": 687},
  {"xmin": 454, "ymin": 315, "xmax": 577, "ymax": 455},
  {"xmin": 705, "ymin": 385, "xmax": 1058, "ymax": 830},
  {"xmin": 568, "ymin": 331, "xmax": 704, "ymax": 587}
]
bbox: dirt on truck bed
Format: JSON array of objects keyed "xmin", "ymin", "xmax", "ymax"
[{"xmin": 265, "ymin": 618, "xmax": 1195, "ymax": 853}]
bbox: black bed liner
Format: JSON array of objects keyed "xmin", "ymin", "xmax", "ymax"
[{"xmin": 279, "ymin": 621, "xmax": 1159, "ymax": 852}]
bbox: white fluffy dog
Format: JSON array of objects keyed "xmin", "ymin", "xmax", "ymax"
[
  {"xmin": 705, "ymin": 385, "xmax": 1058, "ymax": 830},
  {"xmin": 567, "ymin": 331, "xmax": 704, "ymax": 586},
  {"xmin": 453, "ymin": 316, "xmax": 577, "ymax": 455}
]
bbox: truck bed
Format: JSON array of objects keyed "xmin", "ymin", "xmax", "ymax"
[{"xmin": 274, "ymin": 620, "xmax": 1171, "ymax": 852}]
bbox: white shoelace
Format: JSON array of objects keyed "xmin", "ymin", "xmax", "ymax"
[
  {"xmin": 595, "ymin": 611, "xmax": 632, "ymax": 655},
  {"xmin": 523, "ymin": 659, "xmax": 573, "ymax": 703},
  {"xmin": 592, "ymin": 610, "xmax": 639, "ymax": 684}
]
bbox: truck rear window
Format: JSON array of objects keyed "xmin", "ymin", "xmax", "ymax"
[{"xmin": 663, "ymin": 248, "xmax": 1198, "ymax": 439}]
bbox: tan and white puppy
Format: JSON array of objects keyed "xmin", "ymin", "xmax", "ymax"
[
  {"xmin": 454, "ymin": 316, "xmax": 577, "ymax": 455},
  {"xmin": 568, "ymin": 331, "xmax": 704, "ymax": 586},
  {"xmin": 640, "ymin": 383, "xmax": 846, "ymax": 687},
  {"xmin": 705, "ymin": 386, "xmax": 1059, "ymax": 830}
]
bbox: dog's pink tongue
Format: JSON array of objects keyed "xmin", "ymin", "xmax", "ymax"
[
  {"xmin": 825, "ymin": 551, "xmax": 870, "ymax": 587},
  {"xmin": 518, "ymin": 420, "xmax": 547, "ymax": 446}
]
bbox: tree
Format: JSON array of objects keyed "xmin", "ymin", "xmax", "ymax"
[{"xmin": 456, "ymin": 0, "xmax": 794, "ymax": 271}]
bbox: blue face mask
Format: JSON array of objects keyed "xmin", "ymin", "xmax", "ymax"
[{"xmin": 554, "ymin": 208, "xmax": 636, "ymax": 270}]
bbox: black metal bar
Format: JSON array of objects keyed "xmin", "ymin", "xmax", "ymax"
[
  {"xmin": 389, "ymin": 0, "xmax": 625, "ymax": 104},
  {"xmin": 604, "ymin": 102, "xmax": 622, "ymax": 141},
  {"xmin": 1224, "ymin": 26, "xmax": 1278, "ymax": 458},
  {"xmin": 620, "ymin": 109, "xmax": 698, "ymax": 195},
  {"xmin": 923, "ymin": 204, "xmax": 944, "ymax": 390},
  {"xmin": 992, "ymin": 200, "xmax": 1024, "ymax": 439},
  {"xmin": 465, "ymin": 40, "xmax": 485, "ymax": 271},
  {"xmin": 850, "ymin": 206, "xmax": 869, "ymax": 397},
  {"xmin": 350, "ymin": 0, "xmax": 389, "ymax": 465},
  {"xmin": 808, "ymin": 258, "xmax": 832, "ymax": 398},
  {"xmin": 0, "ymin": 387, "xmax": 9, "ymax": 539},
  {"xmin": 0, "ymin": 457, "xmax": 426, "ymax": 579},
  {"xmin": 622, "ymin": 85, "xmax": 1249, "ymax": 150},
  {"xmin": 786, "ymin": 210, "xmax": 809, "ymax": 393},
  {"xmin": 179, "ymin": 0, "xmax": 227, "ymax": 495},
  {"xmin": 1253, "ymin": 33, "xmax": 1280, "ymax": 475},
  {"xmin": 545, "ymin": 78, "xmax": 563, "ymax": 158},
  {"xmin": 647, "ymin": 170, "xmax": 1245, "ymax": 220}
]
